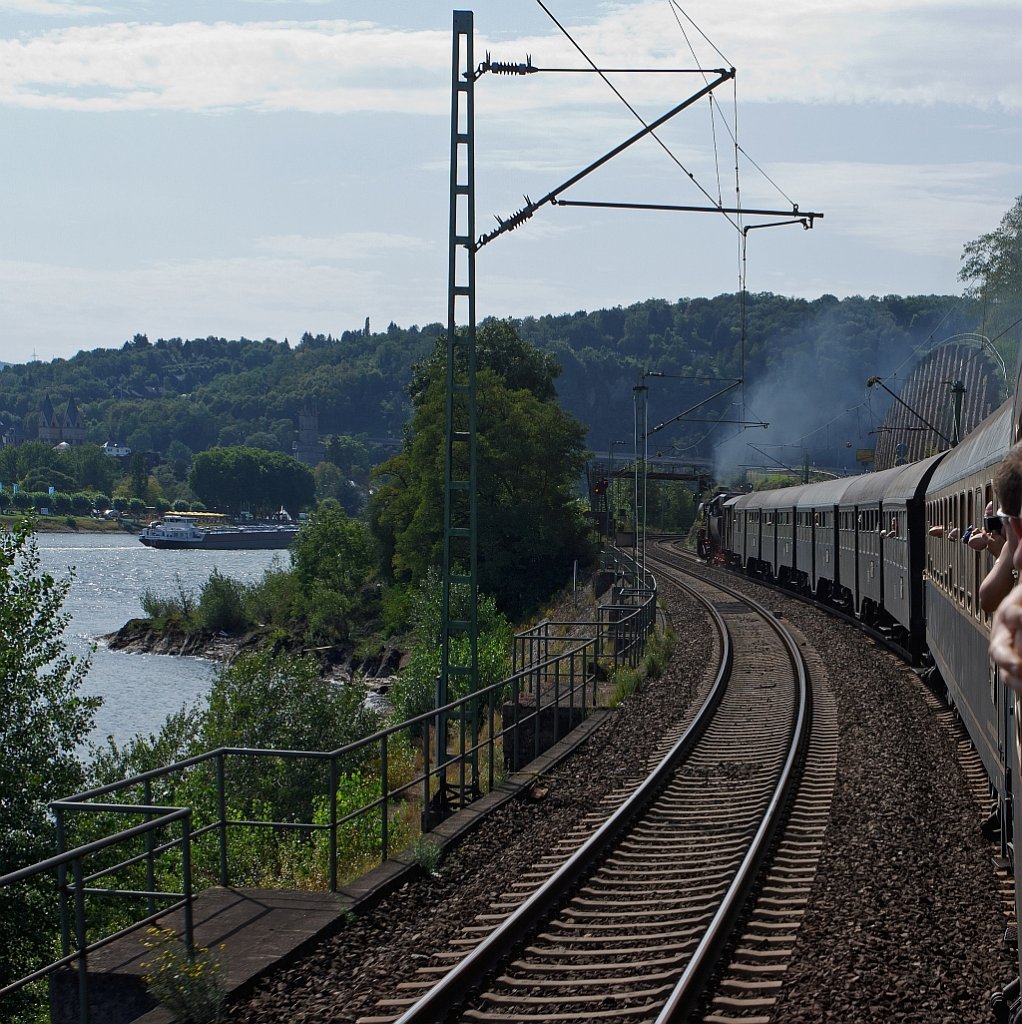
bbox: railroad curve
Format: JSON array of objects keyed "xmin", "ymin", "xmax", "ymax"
[{"xmin": 359, "ymin": 549, "xmax": 828, "ymax": 1024}]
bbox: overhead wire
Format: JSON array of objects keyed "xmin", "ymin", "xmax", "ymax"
[
  {"xmin": 534, "ymin": 1, "xmax": 829, "ymax": 460},
  {"xmin": 533, "ymin": 0, "xmax": 739, "ymax": 230}
]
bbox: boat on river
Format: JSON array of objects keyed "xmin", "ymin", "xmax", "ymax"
[{"xmin": 139, "ymin": 516, "xmax": 299, "ymax": 550}]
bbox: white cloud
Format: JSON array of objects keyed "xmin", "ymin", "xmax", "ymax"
[
  {"xmin": 0, "ymin": 20, "xmax": 451, "ymax": 113},
  {"xmin": 599, "ymin": 0, "xmax": 1019, "ymax": 108},
  {"xmin": 255, "ymin": 232, "xmax": 434, "ymax": 261},
  {"xmin": 759, "ymin": 159, "xmax": 1017, "ymax": 256},
  {"xmin": 1, "ymin": 2, "xmax": 1018, "ymax": 114}
]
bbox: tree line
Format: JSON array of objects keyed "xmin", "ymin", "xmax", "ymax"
[{"xmin": 0, "ymin": 291, "xmax": 1005, "ymax": 473}]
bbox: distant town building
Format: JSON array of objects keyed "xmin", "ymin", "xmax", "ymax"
[
  {"xmin": 0, "ymin": 419, "xmax": 28, "ymax": 447},
  {"xmin": 292, "ymin": 403, "xmax": 325, "ymax": 467},
  {"xmin": 38, "ymin": 394, "xmax": 87, "ymax": 446}
]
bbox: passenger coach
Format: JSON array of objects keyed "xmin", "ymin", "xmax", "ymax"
[{"xmin": 925, "ymin": 401, "xmax": 1013, "ymax": 806}]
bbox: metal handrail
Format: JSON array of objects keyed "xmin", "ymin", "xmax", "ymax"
[{"xmin": 2, "ymin": 554, "xmax": 658, "ymax": 1020}]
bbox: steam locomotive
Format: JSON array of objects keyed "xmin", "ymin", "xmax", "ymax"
[{"xmin": 701, "ymin": 374, "xmax": 1022, "ymax": 1013}]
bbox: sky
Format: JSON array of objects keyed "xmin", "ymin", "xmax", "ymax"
[{"xmin": 1, "ymin": 0, "xmax": 1020, "ymax": 365}]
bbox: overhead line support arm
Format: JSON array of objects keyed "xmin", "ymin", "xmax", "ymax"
[{"xmin": 475, "ymin": 67, "xmax": 736, "ymax": 250}]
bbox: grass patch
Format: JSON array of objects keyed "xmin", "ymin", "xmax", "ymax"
[{"xmin": 607, "ymin": 626, "xmax": 676, "ymax": 707}]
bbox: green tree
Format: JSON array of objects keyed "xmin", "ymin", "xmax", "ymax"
[
  {"xmin": 388, "ymin": 569, "xmax": 512, "ymax": 728},
  {"xmin": 198, "ymin": 650, "xmax": 381, "ymax": 823},
  {"xmin": 370, "ymin": 322, "xmax": 593, "ymax": 619},
  {"xmin": 189, "ymin": 447, "xmax": 314, "ymax": 518},
  {"xmin": 288, "ymin": 500, "xmax": 375, "ymax": 642},
  {"xmin": 130, "ymin": 452, "xmax": 148, "ymax": 499},
  {"xmin": 959, "ymin": 194, "xmax": 1022, "ymax": 363},
  {"xmin": 0, "ymin": 518, "xmax": 99, "ymax": 1015},
  {"xmin": 65, "ymin": 444, "xmax": 118, "ymax": 495}
]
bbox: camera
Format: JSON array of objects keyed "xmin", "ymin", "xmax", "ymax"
[{"xmin": 985, "ymin": 515, "xmax": 1002, "ymax": 534}]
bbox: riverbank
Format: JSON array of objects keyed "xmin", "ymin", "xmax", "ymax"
[
  {"xmin": 2, "ymin": 513, "xmax": 136, "ymax": 534},
  {"xmin": 104, "ymin": 616, "xmax": 407, "ymax": 682}
]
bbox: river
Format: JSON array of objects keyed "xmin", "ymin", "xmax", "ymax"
[{"xmin": 36, "ymin": 532, "xmax": 287, "ymax": 755}]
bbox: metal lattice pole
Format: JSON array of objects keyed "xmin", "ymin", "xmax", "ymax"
[{"xmin": 433, "ymin": 9, "xmax": 479, "ymax": 823}]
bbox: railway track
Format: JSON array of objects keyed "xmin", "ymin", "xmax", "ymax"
[{"xmin": 358, "ymin": 549, "xmax": 837, "ymax": 1024}]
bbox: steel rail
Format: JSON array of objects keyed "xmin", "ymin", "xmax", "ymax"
[
  {"xmin": 646, "ymin": 548, "xmax": 812, "ymax": 1022},
  {"xmin": 386, "ymin": 551, "xmax": 810, "ymax": 1023},
  {"xmin": 389, "ymin": 572, "xmax": 734, "ymax": 1024}
]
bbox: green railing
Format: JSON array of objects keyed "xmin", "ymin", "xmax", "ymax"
[{"xmin": 0, "ymin": 553, "xmax": 656, "ymax": 1022}]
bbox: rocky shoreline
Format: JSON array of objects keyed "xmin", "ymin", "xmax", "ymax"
[{"xmin": 102, "ymin": 616, "xmax": 407, "ymax": 684}]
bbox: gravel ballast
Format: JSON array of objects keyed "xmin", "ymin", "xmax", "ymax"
[{"xmin": 226, "ymin": 571, "xmax": 1017, "ymax": 1024}]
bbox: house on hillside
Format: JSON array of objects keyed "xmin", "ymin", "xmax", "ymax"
[{"xmin": 0, "ymin": 418, "xmax": 28, "ymax": 447}]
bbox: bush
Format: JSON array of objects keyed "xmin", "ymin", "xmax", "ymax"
[
  {"xmin": 642, "ymin": 626, "xmax": 675, "ymax": 680},
  {"xmin": 241, "ymin": 567, "xmax": 298, "ymax": 629},
  {"xmin": 380, "ymin": 582, "xmax": 413, "ymax": 635},
  {"xmin": 199, "ymin": 651, "xmax": 383, "ymax": 823},
  {"xmin": 388, "ymin": 570, "xmax": 512, "ymax": 733},
  {"xmin": 197, "ymin": 569, "xmax": 250, "ymax": 634},
  {"xmin": 51, "ymin": 492, "xmax": 73, "ymax": 514},
  {"xmin": 140, "ymin": 576, "xmax": 196, "ymax": 624}
]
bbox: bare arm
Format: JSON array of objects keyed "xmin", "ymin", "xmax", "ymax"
[
  {"xmin": 991, "ymin": 587, "xmax": 1022, "ymax": 693},
  {"xmin": 980, "ymin": 532, "xmax": 1014, "ymax": 613}
]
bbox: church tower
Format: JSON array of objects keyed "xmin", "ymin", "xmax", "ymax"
[
  {"xmin": 62, "ymin": 395, "xmax": 87, "ymax": 445},
  {"xmin": 38, "ymin": 394, "xmax": 61, "ymax": 443},
  {"xmin": 292, "ymin": 403, "xmax": 326, "ymax": 467}
]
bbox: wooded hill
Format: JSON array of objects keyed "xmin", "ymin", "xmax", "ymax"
[{"xmin": 0, "ymin": 292, "xmax": 987, "ymax": 472}]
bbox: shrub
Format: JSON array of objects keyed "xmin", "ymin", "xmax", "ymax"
[
  {"xmin": 608, "ymin": 666, "xmax": 642, "ymax": 707},
  {"xmin": 70, "ymin": 492, "xmax": 93, "ymax": 514},
  {"xmin": 198, "ymin": 651, "xmax": 383, "ymax": 824},
  {"xmin": 140, "ymin": 576, "xmax": 196, "ymax": 624},
  {"xmin": 242, "ymin": 567, "xmax": 298, "ymax": 628},
  {"xmin": 196, "ymin": 570, "xmax": 250, "ymax": 634},
  {"xmin": 388, "ymin": 571, "xmax": 512, "ymax": 733}
]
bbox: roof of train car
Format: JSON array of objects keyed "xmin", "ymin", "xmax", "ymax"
[
  {"xmin": 927, "ymin": 399, "xmax": 1012, "ymax": 493},
  {"xmin": 727, "ymin": 485, "xmax": 811, "ymax": 511},
  {"xmin": 726, "ymin": 477, "xmax": 857, "ymax": 511},
  {"xmin": 839, "ymin": 451, "xmax": 947, "ymax": 504},
  {"xmin": 793, "ymin": 476, "xmax": 857, "ymax": 508},
  {"xmin": 881, "ymin": 451, "xmax": 947, "ymax": 501}
]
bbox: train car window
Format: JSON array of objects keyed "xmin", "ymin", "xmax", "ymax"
[
  {"xmin": 956, "ymin": 492, "xmax": 965, "ymax": 606},
  {"xmin": 942, "ymin": 495, "xmax": 950, "ymax": 593}
]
